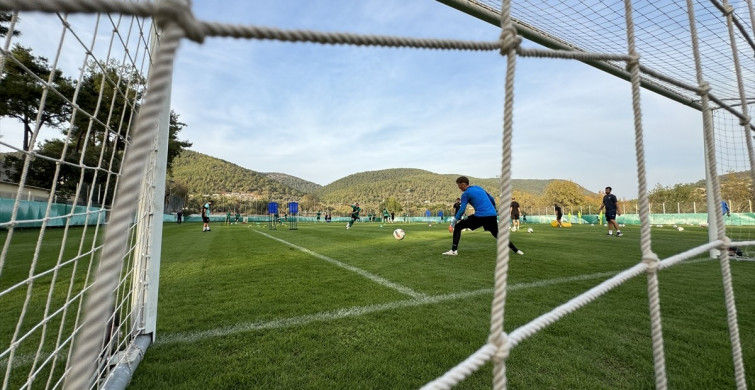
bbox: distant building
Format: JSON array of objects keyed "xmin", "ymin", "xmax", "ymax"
[{"xmin": 0, "ymin": 181, "xmax": 50, "ymax": 202}]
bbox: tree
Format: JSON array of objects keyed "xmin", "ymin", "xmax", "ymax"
[
  {"xmin": 720, "ymin": 171, "xmax": 753, "ymax": 212},
  {"xmin": 543, "ymin": 180, "xmax": 585, "ymax": 208},
  {"xmin": 384, "ymin": 196, "xmax": 403, "ymax": 214},
  {"xmin": 300, "ymin": 193, "xmax": 319, "ymax": 212},
  {"xmin": 511, "ymin": 189, "xmax": 540, "ymax": 214},
  {"xmin": 647, "ymin": 182, "xmax": 702, "ymax": 213},
  {"xmin": 0, "ymin": 11, "xmax": 20, "ymax": 38},
  {"xmin": 66, "ymin": 60, "xmax": 145, "ymax": 154},
  {"xmin": 167, "ymin": 110, "xmax": 192, "ymax": 174},
  {"xmin": 3, "ymin": 138, "xmax": 118, "ymax": 204},
  {"xmin": 0, "ymin": 45, "xmax": 74, "ymax": 151}
]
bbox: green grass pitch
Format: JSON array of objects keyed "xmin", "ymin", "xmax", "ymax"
[{"xmin": 3, "ymin": 221, "xmax": 754, "ymax": 389}]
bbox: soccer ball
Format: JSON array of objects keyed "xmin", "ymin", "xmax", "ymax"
[
  {"xmin": 677, "ymin": 227, "xmax": 684, "ymax": 231},
  {"xmin": 393, "ymin": 228, "xmax": 406, "ymax": 240},
  {"xmin": 527, "ymin": 228, "xmax": 533, "ymax": 233}
]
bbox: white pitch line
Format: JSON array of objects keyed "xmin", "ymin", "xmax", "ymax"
[
  {"xmin": 255, "ymin": 230, "xmax": 425, "ymax": 299},
  {"xmin": 3, "ymin": 258, "xmax": 720, "ymax": 366},
  {"xmin": 155, "ymin": 270, "xmax": 623, "ymax": 346}
]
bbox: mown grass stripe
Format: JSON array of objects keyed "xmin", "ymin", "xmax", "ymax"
[
  {"xmin": 155, "ymin": 270, "xmax": 624, "ymax": 346},
  {"xmin": 255, "ymin": 230, "xmax": 425, "ymax": 298}
]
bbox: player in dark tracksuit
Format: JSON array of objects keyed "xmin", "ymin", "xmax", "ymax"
[{"xmin": 598, "ymin": 186, "xmax": 622, "ymax": 236}]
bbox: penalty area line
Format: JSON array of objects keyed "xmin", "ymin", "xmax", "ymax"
[
  {"xmin": 155, "ymin": 270, "xmax": 620, "ymax": 346},
  {"xmin": 254, "ymin": 230, "xmax": 425, "ymax": 299}
]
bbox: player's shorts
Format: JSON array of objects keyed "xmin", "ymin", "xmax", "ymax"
[
  {"xmin": 202, "ymin": 216, "xmax": 210, "ymax": 223},
  {"xmin": 605, "ymin": 211, "xmax": 617, "ymax": 221},
  {"xmin": 511, "ymin": 212, "xmax": 520, "ymax": 220},
  {"xmin": 556, "ymin": 214, "xmax": 562, "ymax": 221},
  {"xmin": 456, "ymin": 215, "xmax": 498, "ymax": 234}
]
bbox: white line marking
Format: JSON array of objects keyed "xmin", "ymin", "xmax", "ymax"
[
  {"xmin": 255, "ymin": 230, "xmax": 424, "ymax": 298},
  {"xmin": 155, "ymin": 270, "xmax": 623, "ymax": 346},
  {"xmin": 4, "ymin": 258, "xmax": 721, "ymax": 365}
]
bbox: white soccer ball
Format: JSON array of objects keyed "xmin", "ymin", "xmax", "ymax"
[
  {"xmin": 677, "ymin": 227, "xmax": 684, "ymax": 231},
  {"xmin": 393, "ymin": 228, "xmax": 405, "ymax": 240},
  {"xmin": 527, "ymin": 228, "xmax": 534, "ymax": 233}
]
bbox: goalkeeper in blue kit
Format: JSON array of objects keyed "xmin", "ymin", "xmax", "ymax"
[{"xmin": 443, "ymin": 176, "xmax": 523, "ymax": 256}]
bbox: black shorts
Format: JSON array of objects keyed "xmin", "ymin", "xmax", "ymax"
[
  {"xmin": 456, "ymin": 215, "xmax": 498, "ymax": 234},
  {"xmin": 606, "ymin": 211, "xmax": 617, "ymax": 221},
  {"xmin": 202, "ymin": 216, "xmax": 210, "ymax": 223},
  {"xmin": 511, "ymin": 213, "xmax": 520, "ymax": 220},
  {"xmin": 556, "ymin": 214, "xmax": 562, "ymax": 221}
]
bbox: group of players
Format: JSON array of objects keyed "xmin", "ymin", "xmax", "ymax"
[
  {"xmin": 200, "ymin": 176, "xmax": 622, "ymax": 257},
  {"xmin": 344, "ymin": 176, "xmax": 622, "ymax": 257},
  {"xmin": 443, "ymin": 178, "xmax": 622, "ymax": 256},
  {"xmin": 200, "ymin": 176, "xmax": 622, "ymax": 256}
]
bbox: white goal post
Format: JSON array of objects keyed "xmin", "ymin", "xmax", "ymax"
[{"xmin": 0, "ymin": 0, "xmax": 751, "ymax": 390}]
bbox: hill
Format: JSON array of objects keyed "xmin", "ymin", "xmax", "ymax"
[
  {"xmin": 171, "ymin": 150, "xmax": 303, "ymax": 199},
  {"xmin": 170, "ymin": 151, "xmax": 594, "ymax": 208},
  {"xmin": 262, "ymin": 172, "xmax": 322, "ymax": 194},
  {"xmin": 313, "ymin": 168, "xmax": 573, "ymax": 206}
]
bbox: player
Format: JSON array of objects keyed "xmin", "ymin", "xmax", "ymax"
[
  {"xmin": 347, "ymin": 202, "xmax": 361, "ymax": 230},
  {"xmin": 597, "ymin": 186, "xmax": 622, "ymax": 236},
  {"xmin": 443, "ymin": 176, "xmax": 523, "ymax": 256},
  {"xmin": 510, "ymin": 197, "xmax": 521, "ymax": 231},
  {"xmin": 202, "ymin": 200, "xmax": 213, "ymax": 232},
  {"xmin": 554, "ymin": 204, "xmax": 562, "ymax": 227}
]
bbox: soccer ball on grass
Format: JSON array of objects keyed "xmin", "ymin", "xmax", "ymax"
[
  {"xmin": 393, "ymin": 228, "xmax": 406, "ymax": 240},
  {"xmin": 527, "ymin": 228, "xmax": 533, "ymax": 233}
]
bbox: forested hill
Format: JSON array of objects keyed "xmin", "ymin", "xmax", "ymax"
[
  {"xmin": 169, "ymin": 151, "xmax": 593, "ymax": 207},
  {"xmin": 171, "ymin": 150, "xmax": 303, "ymax": 198},
  {"xmin": 263, "ymin": 172, "xmax": 322, "ymax": 194},
  {"xmin": 314, "ymin": 168, "xmax": 561, "ymax": 205}
]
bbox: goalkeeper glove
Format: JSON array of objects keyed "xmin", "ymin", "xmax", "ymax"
[{"xmin": 450, "ymin": 217, "xmax": 457, "ymax": 227}]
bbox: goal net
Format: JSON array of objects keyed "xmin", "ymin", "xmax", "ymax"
[
  {"xmin": 714, "ymin": 106, "xmax": 755, "ymax": 261},
  {"xmin": 0, "ymin": 0, "xmax": 751, "ymax": 389}
]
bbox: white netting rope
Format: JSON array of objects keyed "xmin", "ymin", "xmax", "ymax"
[
  {"xmin": 62, "ymin": 19, "xmax": 185, "ymax": 390},
  {"xmin": 621, "ymin": 0, "xmax": 670, "ymax": 388},
  {"xmin": 717, "ymin": 1, "xmax": 749, "ymax": 388},
  {"xmin": 0, "ymin": 0, "xmax": 749, "ymax": 389}
]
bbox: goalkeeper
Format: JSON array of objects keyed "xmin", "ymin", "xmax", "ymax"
[{"xmin": 442, "ymin": 176, "xmax": 524, "ymax": 256}]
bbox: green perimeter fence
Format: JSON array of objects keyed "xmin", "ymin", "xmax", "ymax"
[
  {"xmin": 161, "ymin": 211, "xmax": 755, "ymax": 226},
  {"xmin": 4, "ymin": 199, "xmax": 755, "ymax": 227},
  {"xmin": 0, "ymin": 199, "xmax": 106, "ymax": 228}
]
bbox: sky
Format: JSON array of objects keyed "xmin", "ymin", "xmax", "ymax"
[{"xmin": 0, "ymin": 0, "xmax": 708, "ymax": 198}]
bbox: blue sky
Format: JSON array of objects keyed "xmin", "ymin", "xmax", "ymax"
[{"xmin": 1, "ymin": 0, "xmax": 707, "ymax": 198}]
